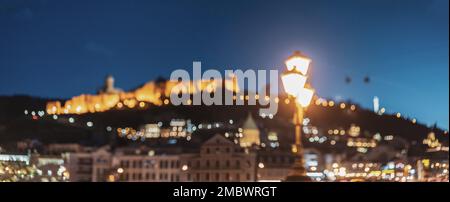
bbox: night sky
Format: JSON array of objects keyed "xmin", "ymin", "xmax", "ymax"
[{"xmin": 0, "ymin": 0, "xmax": 448, "ymax": 129}]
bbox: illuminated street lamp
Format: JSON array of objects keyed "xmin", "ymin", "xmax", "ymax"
[
  {"xmin": 285, "ymin": 51, "xmax": 311, "ymax": 74},
  {"xmin": 281, "ymin": 51, "xmax": 314, "ymax": 181}
]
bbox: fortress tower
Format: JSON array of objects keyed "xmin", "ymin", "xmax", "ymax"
[{"xmin": 100, "ymin": 75, "xmax": 123, "ymax": 94}]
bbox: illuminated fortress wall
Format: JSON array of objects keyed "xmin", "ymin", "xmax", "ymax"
[{"xmin": 46, "ymin": 76, "xmax": 239, "ymax": 115}]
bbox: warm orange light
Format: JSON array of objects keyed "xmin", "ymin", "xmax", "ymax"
[
  {"xmin": 108, "ymin": 175, "xmax": 115, "ymax": 182},
  {"xmin": 274, "ymin": 97, "xmax": 279, "ymax": 103},
  {"xmin": 127, "ymin": 99, "xmax": 137, "ymax": 108},
  {"xmin": 328, "ymin": 101, "xmax": 335, "ymax": 107},
  {"xmin": 291, "ymin": 145, "xmax": 298, "ymax": 153},
  {"xmin": 46, "ymin": 77, "xmax": 238, "ymax": 115},
  {"xmin": 315, "ymin": 99, "xmax": 321, "ymax": 105}
]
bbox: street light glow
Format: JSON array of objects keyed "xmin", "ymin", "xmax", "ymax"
[
  {"xmin": 281, "ymin": 51, "xmax": 314, "ymax": 107},
  {"xmin": 282, "ymin": 51, "xmax": 314, "ymax": 181},
  {"xmin": 281, "ymin": 72, "xmax": 307, "ymax": 96},
  {"xmin": 117, "ymin": 168, "xmax": 124, "ymax": 174},
  {"xmin": 295, "ymin": 88, "xmax": 314, "ymax": 107},
  {"xmin": 285, "ymin": 51, "xmax": 311, "ymax": 74}
]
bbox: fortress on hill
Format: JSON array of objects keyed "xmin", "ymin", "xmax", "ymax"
[{"xmin": 46, "ymin": 75, "xmax": 239, "ymax": 115}]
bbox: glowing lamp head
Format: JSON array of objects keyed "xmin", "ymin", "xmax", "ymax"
[
  {"xmin": 281, "ymin": 70, "xmax": 307, "ymax": 96},
  {"xmin": 285, "ymin": 51, "xmax": 311, "ymax": 75},
  {"xmin": 295, "ymin": 88, "xmax": 314, "ymax": 107}
]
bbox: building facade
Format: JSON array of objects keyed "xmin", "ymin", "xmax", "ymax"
[
  {"xmin": 180, "ymin": 134, "xmax": 257, "ymax": 182},
  {"xmin": 113, "ymin": 154, "xmax": 181, "ymax": 182}
]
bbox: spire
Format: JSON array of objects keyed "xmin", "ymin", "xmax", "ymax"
[{"xmin": 243, "ymin": 113, "xmax": 258, "ymax": 130}]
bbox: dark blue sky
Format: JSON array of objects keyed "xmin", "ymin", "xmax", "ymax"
[{"xmin": 0, "ymin": 0, "xmax": 448, "ymax": 129}]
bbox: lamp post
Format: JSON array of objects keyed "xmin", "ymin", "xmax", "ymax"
[{"xmin": 281, "ymin": 51, "xmax": 314, "ymax": 181}]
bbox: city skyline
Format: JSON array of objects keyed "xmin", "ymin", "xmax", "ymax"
[{"xmin": 0, "ymin": 0, "xmax": 448, "ymax": 129}]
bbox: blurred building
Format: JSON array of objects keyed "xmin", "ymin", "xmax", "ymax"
[
  {"xmin": 65, "ymin": 146, "xmax": 182, "ymax": 182},
  {"xmin": 113, "ymin": 152, "xmax": 181, "ymax": 182},
  {"xmin": 257, "ymin": 150, "xmax": 294, "ymax": 181},
  {"xmin": 180, "ymin": 134, "xmax": 257, "ymax": 182},
  {"xmin": 65, "ymin": 147, "xmax": 110, "ymax": 182},
  {"xmin": 47, "ymin": 143, "xmax": 84, "ymax": 154}
]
